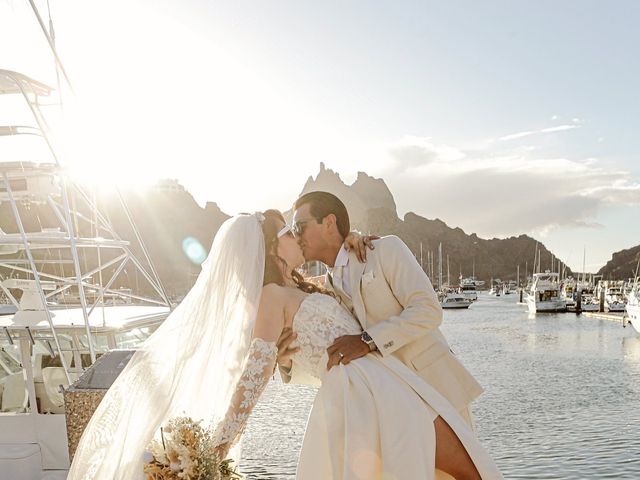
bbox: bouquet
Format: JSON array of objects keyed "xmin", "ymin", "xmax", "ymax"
[{"xmin": 143, "ymin": 416, "xmax": 242, "ymax": 480}]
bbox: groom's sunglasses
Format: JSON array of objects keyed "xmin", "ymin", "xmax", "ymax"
[{"xmin": 292, "ymin": 218, "xmax": 320, "ymax": 237}]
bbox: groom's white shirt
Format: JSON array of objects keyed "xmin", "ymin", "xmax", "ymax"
[{"xmin": 331, "ymin": 244, "xmax": 352, "ymax": 297}]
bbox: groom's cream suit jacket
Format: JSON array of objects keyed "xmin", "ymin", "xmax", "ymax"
[{"xmin": 286, "ymin": 235, "xmax": 483, "ymax": 415}]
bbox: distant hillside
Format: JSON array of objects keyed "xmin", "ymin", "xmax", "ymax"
[
  {"xmin": 0, "ymin": 180, "xmax": 229, "ymax": 297},
  {"xmin": 1, "ymin": 168, "xmax": 573, "ymax": 297},
  {"xmin": 597, "ymin": 244, "xmax": 640, "ymax": 280}
]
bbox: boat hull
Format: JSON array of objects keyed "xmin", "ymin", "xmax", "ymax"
[
  {"xmin": 527, "ymin": 295, "xmax": 567, "ymax": 313},
  {"xmin": 606, "ymin": 303, "xmax": 626, "ymax": 313},
  {"xmin": 441, "ymin": 303, "xmax": 471, "ymax": 309},
  {"xmin": 627, "ymin": 303, "xmax": 640, "ymax": 334}
]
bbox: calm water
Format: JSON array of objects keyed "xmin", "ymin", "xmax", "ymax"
[{"xmin": 241, "ymin": 293, "xmax": 640, "ymax": 479}]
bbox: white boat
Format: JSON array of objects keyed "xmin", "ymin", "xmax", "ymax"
[
  {"xmin": 440, "ymin": 293, "xmax": 472, "ymax": 309},
  {"xmin": 0, "ymin": 70, "xmax": 171, "ymax": 479},
  {"xmin": 561, "ymin": 278, "xmax": 577, "ymax": 310},
  {"xmin": 0, "ymin": 293, "xmax": 168, "ymax": 479},
  {"xmin": 459, "ymin": 278, "xmax": 479, "ymax": 301},
  {"xmin": 488, "ymin": 278, "xmax": 497, "ymax": 295},
  {"xmin": 526, "ymin": 272, "xmax": 567, "ymax": 313},
  {"xmin": 604, "ymin": 281, "xmax": 626, "ymax": 313},
  {"xmin": 581, "ymin": 294, "xmax": 600, "ymax": 312},
  {"xmin": 626, "ymin": 279, "xmax": 640, "ymax": 334}
]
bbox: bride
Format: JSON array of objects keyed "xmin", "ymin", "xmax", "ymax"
[{"xmin": 68, "ymin": 210, "xmax": 502, "ymax": 479}]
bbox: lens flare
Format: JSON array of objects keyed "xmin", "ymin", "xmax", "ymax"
[{"xmin": 182, "ymin": 237, "xmax": 207, "ymax": 264}]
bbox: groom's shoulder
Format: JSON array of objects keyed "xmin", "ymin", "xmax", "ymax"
[{"xmin": 372, "ymin": 235, "xmax": 408, "ymax": 252}]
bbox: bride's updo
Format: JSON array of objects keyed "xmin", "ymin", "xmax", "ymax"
[{"xmin": 261, "ymin": 209, "xmax": 333, "ymax": 296}]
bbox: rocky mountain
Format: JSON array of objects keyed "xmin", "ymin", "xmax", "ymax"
[
  {"xmin": 597, "ymin": 244, "xmax": 640, "ymax": 280},
  {"xmin": 1, "ymin": 167, "xmax": 572, "ymax": 298},
  {"xmin": 299, "ymin": 163, "xmax": 397, "ymax": 231},
  {"xmin": 297, "ymin": 164, "xmax": 570, "ymax": 285}
]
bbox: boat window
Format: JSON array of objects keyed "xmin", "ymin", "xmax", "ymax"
[
  {"xmin": 114, "ymin": 327, "xmax": 154, "ymax": 348},
  {"xmin": 0, "ymin": 346, "xmax": 22, "ymax": 380},
  {"xmin": 76, "ymin": 334, "xmax": 110, "ymax": 351}
]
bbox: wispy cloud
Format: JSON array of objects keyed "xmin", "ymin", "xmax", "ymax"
[{"xmin": 499, "ymin": 124, "xmax": 580, "ymax": 141}]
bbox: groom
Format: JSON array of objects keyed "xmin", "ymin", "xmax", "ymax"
[{"xmin": 278, "ymin": 190, "xmax": 483, "ymax": 426}]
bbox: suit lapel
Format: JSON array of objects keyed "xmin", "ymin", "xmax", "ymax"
[
  {"xmin": 326, "ymin": 270, "xmax": 353, "ymax": 314},
  {"xmin": 347, "ymin": 252, "xmax": 367, "ymax": 329}
]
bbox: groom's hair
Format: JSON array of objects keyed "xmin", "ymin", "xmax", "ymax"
[{"xmin": 295, "ymin": 191, "xmax": 350, "ymax": 239}]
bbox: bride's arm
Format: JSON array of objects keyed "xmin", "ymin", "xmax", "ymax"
[{"xmin": 212, "ymin": 285, "xmax": 285, "ymax": 455}]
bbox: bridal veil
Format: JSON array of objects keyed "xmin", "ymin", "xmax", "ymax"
[{"xmin": 68, "ymin": 213, "xmax": 265, "ymax": 479}]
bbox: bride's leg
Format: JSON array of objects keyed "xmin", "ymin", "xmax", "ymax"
[{"xmin": 434, "ymin": 415, "xmax": 481, "ymax": 480}]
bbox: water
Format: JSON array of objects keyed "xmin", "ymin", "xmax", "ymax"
[{"xmin": 241, "ymin": 293, "xmax": 640, "ymax": 479}]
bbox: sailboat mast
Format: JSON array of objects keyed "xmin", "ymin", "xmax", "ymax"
[{"xmin": 438, "ymin": 243, "xmax": 443, "ymax": 290}]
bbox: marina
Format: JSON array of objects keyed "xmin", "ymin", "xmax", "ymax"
[{"xmin": 240, "ymin": 293, "xmax": 640, "ymax": 479}]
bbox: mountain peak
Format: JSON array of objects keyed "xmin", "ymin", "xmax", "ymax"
[{"xmin": 299, "ymin": 165, "xmax": 398, "ymax": 230}]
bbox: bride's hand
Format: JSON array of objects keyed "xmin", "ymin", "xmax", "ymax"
[
  {"xmin": 344, "ymin": 232, "xmax": 379, "ymax": 263},
  {"xmin": 213, "ymin": 443, "xmax": 230, "ymax": 461}
]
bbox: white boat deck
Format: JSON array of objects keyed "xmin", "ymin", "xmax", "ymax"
[{"xmin": 1, "ymin": 305, "xmax": 170, "ymax": 332}]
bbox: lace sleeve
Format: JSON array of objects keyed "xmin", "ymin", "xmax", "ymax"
[{"xmin": 212, "ymin": 338, "xmax": 277, "ymax": 449}]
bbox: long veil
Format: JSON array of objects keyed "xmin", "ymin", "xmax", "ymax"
[{"xmin": 68, "ymin": 213, "xmax": 265, "ymax": 479}]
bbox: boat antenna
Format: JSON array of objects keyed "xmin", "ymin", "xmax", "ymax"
[
  {"xmin": 27, "ymin": 0, "xmax": 75, "ymax": 93},
  {"xmin": 45, "ymin": 0, "xmax": 63, "ymax": 104}
]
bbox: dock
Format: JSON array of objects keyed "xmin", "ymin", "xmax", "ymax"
[{"xmin": 581, "ymin": 311, "xmax": 626, "ymax": 324}]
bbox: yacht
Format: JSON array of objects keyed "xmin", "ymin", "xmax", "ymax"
[
  {"xmin": 488, "ymin": 278, "xmax": 497, "ymax": 295},
  {"xmin": 560, "ymin": 278, "xmax": 577, "ymax": 310},
  {"xmin": 459, "ymin": 278, "xmax": 479, "ymax": 302},
  {"xmin": 440, "ymin": 292, "xmax": 472, "ymax": 309},
  {"xmin": 0, "ymin": 70, "xmax": 171, "ymax": 479},
  {"xmin": 0, "ymin": 292, "xmax": 167, "ymax": 478},
  {"xmin": 626, "ymin": 279, "xmax": 640, "ymax": 334},
  {"xmin": 604, "ymin": 281, "xmax": 626, "ymax": 313},
  {"xmin": 577, "ymin": 285, "xmax": 600, "ymax": 312},
  {"xmin": 526, "ymin": 272, "xmax": 567, "ymax": 313}
]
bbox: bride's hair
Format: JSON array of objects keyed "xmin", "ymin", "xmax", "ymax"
[{"xmin": 261, "ymin": 209, "xmax": 333, "ymax": 296}]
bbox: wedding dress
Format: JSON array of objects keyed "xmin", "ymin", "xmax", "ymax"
[{"xmin": 216, "ymin": 292, "xmax": 503, "ymax": 479}]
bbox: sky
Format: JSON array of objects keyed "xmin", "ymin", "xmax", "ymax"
[{"xmin": 0, "ymin": 0, "xmax": 639, "ymax": 272}]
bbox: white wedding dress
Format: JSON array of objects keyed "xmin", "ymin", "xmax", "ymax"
[
  {"xmin": 216, "ymin": 292, "xmax": 502, "ymax": 480},
  {"xmin": 292, "ymin": 293, "xmax": 502, "ymax": 479}
]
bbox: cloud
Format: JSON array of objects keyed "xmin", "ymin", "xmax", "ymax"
[
  {"xmin": 499, "ymin": 124, "xmax": 579, "ymax": 141},
  {"xmin": 389, "ymin": 136, "xmax": 465, "ymax": 168},
  {"xmin": 380, "ymin": 131, "xmax": 640, "ymax": 239},
  {"xmin": 581, "ymin": 183, "xmax": 640, "ymax": 205}
]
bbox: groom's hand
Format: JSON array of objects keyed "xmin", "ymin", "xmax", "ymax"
[
  {"xmin": 276, "ymin": 328, "xmax": 300, "ymax": 370},
  {"xmin": 326, "ymin": 334, "xmax": 370, "ymax": 369}
]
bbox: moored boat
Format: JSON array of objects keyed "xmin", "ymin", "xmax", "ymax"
[
  {"xmin": 526, "ymin": 272, "xmax": 567, "ymax": 313},
  {"xmin": 626, "ymin": 278, "xmax": 640, "ymax": 334}
]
